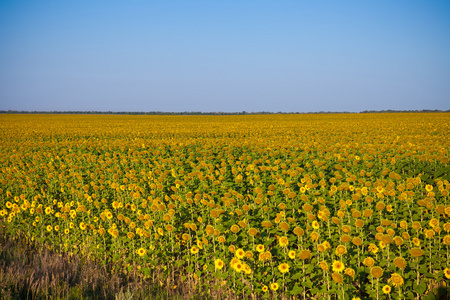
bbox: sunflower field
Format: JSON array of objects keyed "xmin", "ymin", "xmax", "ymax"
[{"xmin": 0, "ymin": 113, "xmax": 449, "ymax": 299}]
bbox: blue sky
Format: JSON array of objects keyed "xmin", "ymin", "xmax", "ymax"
[{"xmin": 0, "ymin": 0, "xmax": 449, "ymax": 112}]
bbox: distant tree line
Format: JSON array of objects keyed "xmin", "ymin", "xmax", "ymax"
[{"xmin": 0, "ymin": 109, "xmax": 448, "ymax": 115}]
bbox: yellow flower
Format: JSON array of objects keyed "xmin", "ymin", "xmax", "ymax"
[
  {"xmin": 262, "ymin": 285, "xmax": 268, "ymax": 292},
  {"xmin": 371, "ymin": 266, "xmax": 383, "ymax": 278},
  {"xmin": 215, "ymin": 258, "xmax": 224, "ymax": 270},
  {"xmin": 256, "ymin": 244, "xmax": 265, "ymax": 253},
  {"xmin": 410, "ymin": 248, "xmax": 424, "ymax": 257},
  {"xmin": 312, "ymin": 220, "xmax": 319, "ymax": 229},
  {"xmin": 444, "ymin": 268, "xmax": 450, "ymax": 279},
  {"xmin": 235, "ymin": 248, "xmax": 245, "ymax": 259},
  {"xmin": 332, "ymin": 272, "xmax": 343, "ymax": 283},
  {"xmin": 382, "ymin": 285, "xmax": 391, "ymax": 294},
  {"xmin": 288, "ymin": 250, "xmax": 296, "ymax": 259},
  {"xmin": 318, "ymin": 261, "xmax": 329, "ymax": 271},
  {"xmin": 191, "ymin": 246, "xmax": 199, "ymax": 254},
  {"xmin": 332, "ymin": 260, "xmax": 345, "ymax": 273},
  {"xmin": 279, "ymin": 236, "xmax": 289, "ymax": 247},
  {"xmin": 278, "ymin": 263, "xmax": 289, "ymax": 274},
  {"xmin": 270, "ymin": 282, "xmax": 279, "ymax": 291},
  {"xmin": 393, "ymin": 257, "xmax": 407, "ymax": 269},
  {"xmin": 344, "ymin": 268, "xmax": 355, "ymax": 278},
  {"xmin": 363, "ymin": 257, "xmax": 375, "ymax": 267},
  {"xmin": 368, "ymin": 243, "xmax": 378, "ymax": 254},
  {"xmin": 389, "ymin": 273, "xmax": 404, "ymax": 287},
  {"xmin": 137, "ymin": 247, "xmax": 146, "ymax": 256},
  {"xmin": 335, "ymin": 245, "xmax": 347, "ymax": 256},
  {"xmin": 46, "ymin": 225, "xmax": 52, "ymax": 232}
]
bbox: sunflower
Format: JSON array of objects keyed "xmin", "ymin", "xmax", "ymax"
[
  {"xmin": 332, "ymin": 272, "xmax": 343, "ymax": 284},
  {"xmin": 293, "ymin": 227, "xmax": 304, "ymax": 236},
  {"xmin": 288, "ymin": 250, "xmax": 296, "ymax": 259},
  {"xmin": 278, "ymin": 263, "xmax": 290, "ymax": 274},
  {"xmin": 310, "ymin": 231, "xmax": 319, "ymax": 241},
  {"xmin": 355, "ymin": 219, "xmax": 364, "ymax": 228},
  {"xmin": 382, "ymin": 285, "xmax": 391, "ymax": 294},
  {"xmin": 190, "ymin": 246, "xmax": 199, "ymax": 254},
  {"xmin": 393, "ymin": 257, "xmax": 407, "ymax": 269},
  {"xmin": 340, "ymin": 234, "xmax": 351, "ymax": 243},
  {"xmin": 368, "ymin": 243, "xmax": 379, "ymax": 254},
  {"xmin": 363, "ymin": 257, "xmax": 375, "ymax": 267},
  {"xmin": 344, "ymin": 268, "xmax": 355, "ymax": 278},
  {"xmin": 335, "ymin": 245, "xmax": 347, "ymax": 256},
  {"xmin": 248, "ymin": 227, "xmax": 258, "ymax": 236},
  {"xmin": 256, "ymin": 244, "xmax": 265, "ymax": 253},
  {"xmin": 410, "ymin": 248, "xmax": 424, "ymax": 257},
  {"xmin": 298, "ymin": 250, "xmax": 311, "ymax": 260},
  {"xmin": 312, "ymin": 220, "xmax": 319, "ymax": 229},
  {"xmin": 270, "ymin": 282, "xmax": 279, "ymax": 291},
  {"xmin": 279, "ymin": 236, "xmax": 289, "ymax": 247},
  {"xmin": 215, "ymin": 258, "xmax": 224, "ymax": 270},
  {"xmin": 262, "ymin": 285, "xmax": 268, "ymax": 292},
  {"xmin": 389, "ymin": 273, "xmax": 404, "ymax": 287},
  {"xmin": 279, "ymin": 222, "xmax": 290, "ymax": 231},
  {"xmin": 443, "ymin": 235, "xmax": 450, "ymax": 245},
  {"xmin": 370, "ymin": 266, "xmax": 383, "ymax": 278},
  {"xmin": 332, "ymin": 260, "xmax": 345, "ymax": 273},
  {"xmin": 318, "ymin": 261, "xmax": 329, "ymax": 271},
  {"xmin": 352, "ymin": 237, "xmax": 362, "ymax": 246},
  {"xmin": 235, "ymin": 248, "xmax": 245, "ymax": 259},
  {"xmin": 46, "ymin": 225, "xmax": 52, "ymax": 232},
  {"xmin": 137, "ymin": 247, "xmax": 146, "ymax": 256},
  {"xmin": 444, "ymin": 268, "xmax": 450, "ymax": 279}
]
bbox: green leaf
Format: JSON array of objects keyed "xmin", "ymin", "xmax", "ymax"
[
  {"xmin": 413, "ymin": 282, "xmax": 427, "ymax": 295},
  {"xmin": 292, "ymin": 272, "xmax": 303, "ymax": 280}
]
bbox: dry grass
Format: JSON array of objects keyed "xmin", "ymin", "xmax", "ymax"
[{"xmin": 0, "ymin": 222, "xmax": 214, "ymax": 300}]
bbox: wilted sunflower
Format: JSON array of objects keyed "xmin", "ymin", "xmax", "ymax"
[
  {"xmin": 332, "ymin": 272, "xmax": 343, "ymax": 284},
  {"xmin": 335, "ymin": 245, "xmax": 347, "ymax": 256},
  {"xmin": 310, "ymin": 231, "xmax": 319, "ymax": 242},
  {"xmin": 371, "ymin": 266, "xmax": 383, "ymax": 278},
  {"xmin": 344, "ymin": 268, "xmax": 355, "ymax": 278},
  {"xmin": 352, "ymin": 237, "xmax": 362, "ymax": 246},
  {"xmin": 298, "ymin": 250, "xmax": 311, "ymax": 260},
  {"xmin": 248, "ymin": 227, "xmax": 258, "ymax": 236},
  {"xmin": 318, "ymin": 261, "xmax": 329, "ymax": 271},
  {"xmin": 279, "ymin": 222, "xmax": 290, "ymax": 231},
  {"xmin": 393, "ymin": 257, "xmax": 406, "ymax": 269},
  {"xmin": 363, "ymin": 257, "xmax": 375, "ymax": 267},
  {"xmin": 410, "ymin": 248, "xmax": 424, "ymax": 257},
  {"xmin": 293, "ymin": 227, "xmax": 304, "ymax": 236}
]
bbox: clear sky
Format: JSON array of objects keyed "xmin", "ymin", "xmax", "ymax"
[{"xmin": 1, "ymin": 0, "xmax": 449, "ymax": 113}]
